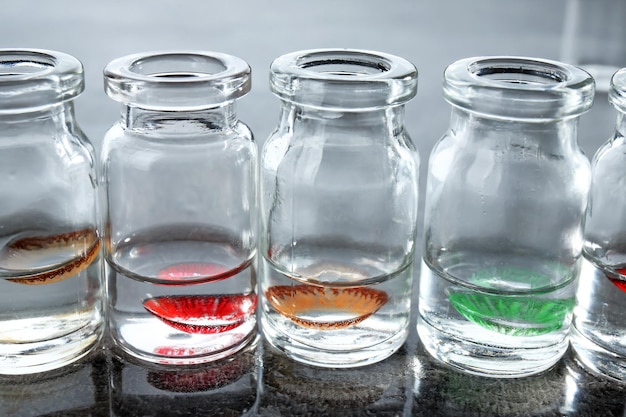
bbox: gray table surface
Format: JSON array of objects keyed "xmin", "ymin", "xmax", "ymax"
[{"xmin": 0, "ymin": 1, "xmax": 625, "ymax": 415}]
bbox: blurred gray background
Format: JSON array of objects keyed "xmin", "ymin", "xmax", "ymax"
[{"xmin": 0, "ymin": 0, "xmax": 616, "ymax": 177}]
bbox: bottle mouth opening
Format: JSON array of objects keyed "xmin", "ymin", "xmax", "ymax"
[
  {"xmin": 270, "ymin": 49, "xmax": 417, "ymax": 110},
  {"xmin": 0, "ymin": 52, "xmax": 56, "ymax": 77},
  {"xmin": 127, "ymin": 53, "xmax": 229, "ymax": 80},
  {"xmin": 443, "ymin": 56, "xmax": 595, "ymax": 121},
  {"xmin": 104, "ymin": 51, "xmax": 251, "ymax": 111},
  {"xmin": 468, "ymin": 59, "xmax": 568, "ymax": 86},
  {"xmin": 0, "ymin": 49, "xmax": 84, "ymax": 113},
  {"xmin": 297, "ymin": 56, "xmax": 392, "ymax": 76}
]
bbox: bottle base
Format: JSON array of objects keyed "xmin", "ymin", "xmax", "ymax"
[
  {"xmin": 111, "ymin": 326, "xmax": 258, "ymax": 366},
  {"xmin": 0, "ymin": 321, "xmax": 103, "ymax": 375},
  {"xmin": 417, "ymin": 315, "xmax": 567, "ymax": 378},
  {"xmin": 260, "ymin": 313, "xmax": 406, "ymax": 368},
  {"xmin": 570, "ymin": 324, "xmax": 626, "ymax": 382}
]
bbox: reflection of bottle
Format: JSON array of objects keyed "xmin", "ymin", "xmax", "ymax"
[
  {"xmin": 0, "ymin": 49, "xmax": 103, "ymax": 375},
  {"xmin": 414, "ymin": 345, "xmax": 566, "ymax": 416},
  {"xmin": 572, "ymin": 68, "xmax": 626, "ymax": 381},
  {"xmin": 111, "ymin": 343, "xmax": 257, "ymax": 416},
  {"xmin": 413, "ymin": 342, "xmax": 568, "ymax": 416},
  {"xmin": 0, "ymin": 350, "xmax": 108, "ymax": 415},
  {"xmin": 260, "ymin": 49, "xmax": 420, "ymax": 368},
  {"xmin": 418, "ymin": 56, "xmax": 595, "ymax": 378},
  {"xmin": 257, "ymin": 340, "xmax": 409, "ymax": 415},
  {"xmin": 561, "ymin": 350, "xmax": 626, "ymax": 415},
  {"xmin": 101, "ymin": 51, "xmax": 258, "ymax": 365},
  {"xmin": 561, "ymin": 0, "xmax": 626, "ymax": 92}
]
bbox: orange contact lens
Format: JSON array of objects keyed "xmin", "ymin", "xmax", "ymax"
[{"xmin": 266, "ymin": 285, "xmax": 388, "ymax": 330}]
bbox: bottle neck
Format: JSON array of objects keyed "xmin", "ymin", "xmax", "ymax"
[
  {"xmin": 615, "ymin": 109, "xmax": 626, "ymax": 139},
  {"xmin": 122, "ymin": 102, "xmax": 238, "ymax": 136},
  {"xmin": 280, "ymin": 103, "xmax": 407, "ymax": 142},
  {"xmin": 0, "ymin": 102, "xmax": 76, "ymax": 128},
  {"xmin": 449, "ymin": 107, "xmax": 581, "ymax": 154}
]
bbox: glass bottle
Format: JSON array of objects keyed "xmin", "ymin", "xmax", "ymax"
[
  {"xmin": 260, "ymin": 49, "xmax": 420, "ymax": 368},
  {"xmin": 102, "ymin": 51, "xmax": 258, "ymax": 364},
  {"xmin": 418, "ymin": 56, "xmax": 595, "ymax": 377},
  {"xmin": 0, "ymin": 49, "xmax": 103, "ymax": 374},
  {"xmin": 571, "ymin": 68, "xmax": 626, "ymax": 381}
]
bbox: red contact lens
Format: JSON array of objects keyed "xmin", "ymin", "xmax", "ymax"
[{"xmin": 144, "ymin": 294, "xmax": 257, "ymax": 334}]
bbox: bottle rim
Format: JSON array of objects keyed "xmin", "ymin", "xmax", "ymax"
[
  {"xmin": 269, "ymin": 48, "xmax": 418, "ymax": 110},
  {"xmin": 0, "ymin": 48, "xmax": 84, "ymax": 113},
  {"xmin": 443, "ymin": 56, "xmax": 595, "ymax": 121},
  {"xmin": 104, "ymin": 50, "xmax": 251, "ymax": 111},
  {"xmin": 609, "ymin": 68, "xmax": 626, "ymax": 112}
]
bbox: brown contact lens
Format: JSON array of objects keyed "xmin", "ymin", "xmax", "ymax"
[{"xmin": 2, "ymin": 228, "xmax": 100, "ymax": 285}]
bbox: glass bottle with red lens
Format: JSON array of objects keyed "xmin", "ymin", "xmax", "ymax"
[
  {"xmin": 572, "ymin": 68, "xmax": 626, "ymax": 381},
  {"xmin": 101, "ymin": 51, "xmax": 258, "ymax": 364}
]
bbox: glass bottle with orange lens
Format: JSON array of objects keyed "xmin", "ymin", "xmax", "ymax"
[{"xmin": 260, "ymin": 49, "xmax": 420, "ymax": 368}]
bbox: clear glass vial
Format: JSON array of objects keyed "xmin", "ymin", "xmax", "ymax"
[
  {"xmin": 102, "ymin": 51, "xmax": 258, "ymax": 365},
  {"xmin": 571, "ymin": 68, "xmax": 626, "ymax": 381},
  {"xmin": 260, "ymin": 49, "xmax": 420, "ymax": 368},
  {"xmin": 418, "ymin": 56, "xmax": 595, "ymax": 377},
  {"xmin": 0, "ymin": 49, "xmax": 103, "ymax": 374}
]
